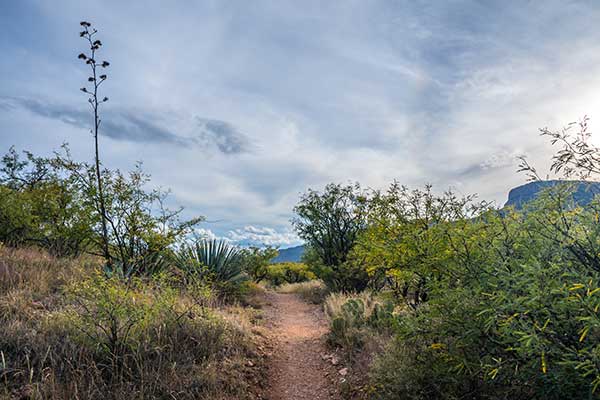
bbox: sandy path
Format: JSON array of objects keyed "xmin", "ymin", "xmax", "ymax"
[{"xmin": 264, "ymin": 292, "xmax": 340, "ymax": 400}]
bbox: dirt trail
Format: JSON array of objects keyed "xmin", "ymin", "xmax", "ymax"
[{"xmin": 264, "ymin": 292, "xmax": 341, "ymax": 400}]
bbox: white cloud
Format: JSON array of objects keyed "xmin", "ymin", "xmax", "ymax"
[
  {"xmin": 194, "ymin": 228, "xmax": 221, "ymax": 241},
  {"xmin": 194, "ymin": 226, "xmax": 300, "ymax": 248},
  {"xmin": 228, "ymin": 226, "xmax": 301, "ymax": 247},
  {"xmin": 3, "ymin": 1, "xmax": 600, "ymax": 236}
]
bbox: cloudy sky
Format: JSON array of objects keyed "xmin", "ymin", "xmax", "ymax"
[{"xmin": 2, "ymin": 1, "xmax": 600, "ymax": 247}]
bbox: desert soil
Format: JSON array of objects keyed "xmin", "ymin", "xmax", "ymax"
[{"xmin": 263, "ymin": 292, "xmax": 341, "ymax": 400}]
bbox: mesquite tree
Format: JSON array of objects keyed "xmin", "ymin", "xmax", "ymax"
[
  {"xmin": 292, "ymin": 183, "xmax": 370, "ymax": 291},
  {"xmin": 78, "ymin": 21, "xmax": 112, "ymax": 267}
]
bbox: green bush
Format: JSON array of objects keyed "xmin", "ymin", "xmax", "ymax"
[
  {"xmin": 239, "ymin": 246, "xmax": 278, "ymax": 282},
  {"xmin": 0, "ymin": 147, "xmax": 201, "ymax": 275},
  {"xmin": 362, "ymin": 186, "xmax": 600, "ymax": 399},
  {"xmin": 265, "ymin": 262, "xmax": 315, "ymax": 286},
  {"xmin": 292, "ymin": 183, "xmax": 371, "ymax": 292},
  {"xmin": 304, "ymin": 246, "xmax": 372, "ymax": 293},
  {"xmin": 0, "ymin": 149, "xmax": 95, "ymax": 257},
  {"xmin": 370, "ymin": 265, "xmax": 600, "ymax": 399}
]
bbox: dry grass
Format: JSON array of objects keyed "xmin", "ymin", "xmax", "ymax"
[
  {"xmin": 323, "ymin": 291, "xmax": 395, "ymax": 399},
  {"xmin": 0, "ymin": 245, "xmax": 90, "ymax": 294},
  {"xmin": 238, "ymin": 281, "xmax": 268, "ymax": 309},
  {"xmin": 0, "ymin": 245, "xmax": 264, "ymax": 400},
  {"xmin": 323, "ymin": 291, "xmax": 382, "ymax": 321},
  {"xmin": 277, "ymin": 280, "xmax": 328, "ymax": 304}
]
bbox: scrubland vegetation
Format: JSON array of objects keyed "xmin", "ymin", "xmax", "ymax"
[
  {"xmin": 0, "ymin": 246, "xmax": 265, "ymax": 399},
  {"xmin": 0, "ymin": 144, "xmax": 274, "ymax": 399},
  {"xmin": 295, "ymin": 119, "xmax": 600, "ymax": 399},
  {"xmin": 278, "ymin": 280, "xmax": 329, "ymax": 304}
]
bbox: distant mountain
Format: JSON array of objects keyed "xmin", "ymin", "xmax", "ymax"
[
  {"xmin": 272, "ymin": 245, "xmax": 305, "ymax": 263},
  {"xmin": 504, "ymin": 180, "xmax": 600, "ymax": 209}
]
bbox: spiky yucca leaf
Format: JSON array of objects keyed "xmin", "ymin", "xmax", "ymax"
[{"xmin": 175, "ymin": 239, "xmax": 248, "ymax": 285}]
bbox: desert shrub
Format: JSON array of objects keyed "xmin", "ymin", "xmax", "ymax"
[
  {"xmin": 265, "ymin": 262, "xmax": 315, "ymax": 286},
  {"xmin": 56, "ymin": 155, "xmax": 202, "ymax": 278},
  {"xmin": 0, "ymin": 148, "xmax": 96, "ymax": 257},
  {"xmin": 370, "ymin": 262, "xmax": 600, "ymax": 399},
  {"xmin": 293, "ymin": 183, "xmax": 371, "ymax": 292},
  {"xmin": 0, "ymin": 146, "xmax": 201, "ymax": 275},
  {"xmin": 324, "ymin": 292, "xmax": 396, "ymax": 353},
  {"xmin": 236, "ymin": 280, "xmax": 268, "ymax": 308},
  {"xmin": 354, "ymin": 183, "xmax": 491, "ymax": 306},
  {"xmin": 278, "ymin": 280, "xmax": 329, "ymax": 304},
  {"xmin": 368, "ymin": 336, "xmax": 457, "ymax": 400},
  {"xmin": 0, "ymin": 247, "xmax": 260, "ymax": 399},
  {"xmin": 65, "ymin": 272, "xmax": 179, "ymax": 358},
  {"xmin": 319, "ymin": 121, "xmax": 600, "ymax": 398},
  {"xmin": 239, "ymin": 246, "xmax": 278, "ymax": 282},
  {"xmin": 361, "ymin": 186, "xmax": 600, "ymax": 399},
  {"xmin": 305, "ymin": 246, "xmax": 372, "ymax": 294}
]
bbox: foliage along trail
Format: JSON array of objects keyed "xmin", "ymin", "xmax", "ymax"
[{"xmin": 264, "ymin": 292, "xmax": 341, "ymax": 400}]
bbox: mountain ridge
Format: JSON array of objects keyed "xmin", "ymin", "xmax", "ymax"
[
  {"xmin": 504, "ymin": 180, "xmax": 600, "ymax": 209},
  {"xmin": 272, "ymin": 245, "xmax": 305, "ymax": 263}
]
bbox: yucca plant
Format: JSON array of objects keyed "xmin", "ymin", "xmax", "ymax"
[{"xmin": 175, "ymin": 239, "xmax": 248, "ymax": 296}]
